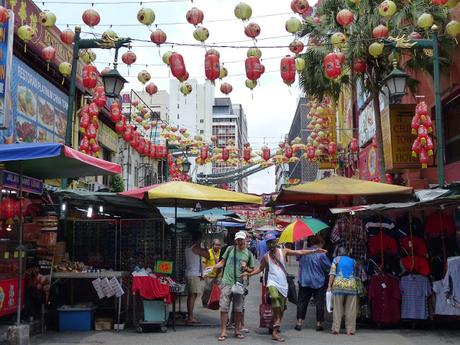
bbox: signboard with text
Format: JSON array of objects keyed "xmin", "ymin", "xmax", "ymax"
[
  {"xmin": 0, "ymin": 277, "xmax": 24, "ymax": 317},
  {"xmin": 0, "ymin": 10, "xmax": 14, "ymax": 130},
  {"xmin": 1, "ymin": 169, "xmax": 44, "ymax": 194},
  {"xmin": 359, "ymin": 143, "xmax": 379, "ymax": 180},
  {"xmin": 1, "ymin": 57, "xmax": 68, "ymax": 144}
]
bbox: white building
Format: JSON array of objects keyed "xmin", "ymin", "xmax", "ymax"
[{"xmin": 121, "ymin": 90, "xmax": 169, "ymax": 122}]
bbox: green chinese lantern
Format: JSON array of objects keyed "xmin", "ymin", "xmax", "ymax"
[
  {"xmin": 193, "ymin": 26, "xmax": 209, "ymax": 42},
  {"xmin": 17, "ymin": 25, "xmax": 35, "ymax": 51},
  {"xmin": 446, "ymin": 20, "xmax": 460, "ymax": 38},
  {"xmin": 39, "ymin": 10, "xmax": 56, "ymax": 27},
  {"xmin": 295, "ymin": 57, "xmax": 306, "ymax": 72},
  {"xmin": 80, "ymin": 49, "xmax": 96, "ymax": 64},
  {"xmin": 219, "ymin": 66, "xmax": 228, "ymax": 79},
  {"xmin": 59, "ymin": 62, "xmax": 72, "ymax": 83},
  {"xmin": 162, "ymin": 51, "xmax": 172, "ymax": 65},
  {"xmin": 417, "ymin": 13, "xmax": 434, "ymax": 30},
  {"xmin": 137, "ymin": 8, "xmax": 155, "ymax": 26},
  {"xmin": 180, "ymin": 82, "xmax": 192, "ymax": 96},
  {"xmin": 368, "ymin": 42, "xmax": 384, "ymax": 58},
  {"xmin": 234, "ymin": 2, "xmax": 252, "ymax": 21},
  {"xmin": 247, "ymin": 47, "xmax": 262, "ymax": 58},
  {"xmin": 285, "ymin": 17, "xmax": 302, "ymax": 34},
  {"xmin": 102, "ymin": 29, "xmax": 118, "ymax": 41},
  {"xmin": 378, "ymin": 1, "xmax": 397, "ymax": 18},
  {"xmin": 245, "ymin": 79, "xmax": 257, "ymax": 90},
  {"xmin": 330, "ymin": 32, "xmax": 347, "ymax": 48}
]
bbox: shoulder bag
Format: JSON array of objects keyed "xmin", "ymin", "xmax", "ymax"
[
  {"xmin": 229, "ymin": 247, "xmax": 246, "ymax": 295},
  {"xmin": 271, "ymin": 250, "xmax": 298, "ymax": 304}
]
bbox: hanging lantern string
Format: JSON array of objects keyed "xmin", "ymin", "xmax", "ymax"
[
  {"xmin": 38, "ymin": 0, "xmax": 190, "ymax": 4},
  {"xmin": 118, "ymin": 69, "xmax": 280, "ymax": 79}
]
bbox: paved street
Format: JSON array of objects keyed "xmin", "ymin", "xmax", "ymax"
[{"xmin": 31, "ymin": 263, "xmax": 460, "ymax": 345}]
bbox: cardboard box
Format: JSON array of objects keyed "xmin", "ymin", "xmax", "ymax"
[{"xmin": 95, "ymin": 318, "xmax": 112, "ymax": 331}]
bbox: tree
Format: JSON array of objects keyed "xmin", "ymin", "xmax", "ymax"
[
  {"xmin": 109, "ymin": 174, "xmax": 124, "ymax": 192},
  {"xmin": 298, "ymin": 0, "xmax": 455, "ymax": 179}
]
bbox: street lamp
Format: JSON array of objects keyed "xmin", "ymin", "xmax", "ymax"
[
  {"xmin": 181, "ymin": 160, "xmax": 191, "ymax": 174},
  {"xmin": 383, "ymin": 59, "xmax": 410, "ymax": 104},
  {"xmin": 102, "ymin": 68, "xmax": 128, "ymax": 99}
]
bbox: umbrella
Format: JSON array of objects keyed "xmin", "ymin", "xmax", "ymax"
[
  {"xmin": 299, "ymin": 217, "xmax": 329, "ymax": 233},
  {"xmin": 279, "ymin": 220, "xmax": 316, "ymax": 244}
]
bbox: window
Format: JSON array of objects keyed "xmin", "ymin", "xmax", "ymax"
[
  {"xmin": 445, "ymin": 97, "xmax": 460, "ymax": 164},
  {"xmin": 177, "ymin": 114, "xmax": 180, "ymax": 119},
  {"xmin": 200, "ymin": 130, "xmax": 204, "ymax": 134},
  {"xmin": 177, "ymin": 104, "xmax": 179, "ymax": 109},
  {"xmin": 200, "ymin": 119, "xmax": 204, "ymax": 123}
]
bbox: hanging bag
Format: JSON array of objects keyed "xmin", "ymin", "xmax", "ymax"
[
  {"xmin": 230, "ymin": 247, "xmax": 246, "ymax": 295},
  {"xmin": 207, "ymin": 282, "xmax": 221, "ymax": 310},
  {"xmin": 259, "ymin": 280, "xmax": 273, "ymax": 328},
  {"xmin": 271, "ymin": 250, "xmax": 298, "ymax": 304}
]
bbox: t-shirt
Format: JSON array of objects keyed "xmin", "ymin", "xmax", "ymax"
[
  {"xmin": 368, "ymin": 275, "xmax": 401, "ymax": 325},
  {"xmin": 433, "ymin": 280, "xmax": 460, "ymax": 316},
  {"xmin": 221, "ymin": 246, "xmax": 256, "ymax": 286},
  {"xmin": 400, "ymin": 274, "xmax": 432, "ymax": 320}
]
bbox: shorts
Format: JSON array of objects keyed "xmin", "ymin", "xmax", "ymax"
[
  {"xmin": 268, "ymin": 286, "xmax": 287, "ymax": 314},
  {"xmin": 186, "ymin": 276, "xmax": 202, "ymax": 294},
  {"xmin": 219, "ymin": 284, "xmax": 244, "ymax": 313}
]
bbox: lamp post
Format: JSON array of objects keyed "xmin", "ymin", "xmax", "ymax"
[
  {"xmin": 65, "ymin": 26, "xmax": 131, "ymax": 147},
  {"xmin": 384, "ymin": 25, "xmax": 444, "ymax": 186}
]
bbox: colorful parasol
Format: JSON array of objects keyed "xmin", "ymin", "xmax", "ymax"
[
  {"xmin": 279, "ymin": 219, "xmax": 315, "ymax": 244},
  {"xmin": 299, "ymin": 217, "xmax": 330, "ymax": 233}
]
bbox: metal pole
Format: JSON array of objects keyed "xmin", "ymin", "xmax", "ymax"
[
  {"xmin": 432, "ymin": 27, "xmax": 445, "ymax": 187},
  {"xmin": 65, "ymin": 26, "xmax": 81, "ymax": 147},
  {"xmin": 16, "ymin": 163, "xmax": 23, "ymax": 326}
]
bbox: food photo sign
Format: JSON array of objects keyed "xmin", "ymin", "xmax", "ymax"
[{"xmin": 2, "ymin": 57, "xmax": 68, "ymax": 143}]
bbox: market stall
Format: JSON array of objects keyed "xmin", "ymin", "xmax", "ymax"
[{"xmin": 0, "ymin": 142, "xmax": 121, "ymax": 331}]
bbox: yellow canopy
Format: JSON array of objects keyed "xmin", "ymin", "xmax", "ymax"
[
  {"xmin": 276, "ymin": 176, "xmax": 413, "ymax": 205},
  {"xmin": 146, "ymin": 181, "xmax": 262, "ymax": 207}
]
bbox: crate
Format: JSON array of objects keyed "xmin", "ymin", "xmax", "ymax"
[
  {"xmin": 95, "ymin": 318, "xmax": 112, "ymax": 331},
  {"xmin": 57, "ymin": 307, "xmax": 94, "ymax": 331},
  {"xmin": 142, "ymin": 300, "xmax": 167, "ymax": 323}
]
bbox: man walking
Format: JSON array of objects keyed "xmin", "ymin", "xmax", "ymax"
[
  {"xmin": 201, "ymin": 239, "xmax": 222, "ymax": 307},
  {"xmin": 209, "ymin": 231, "xmax": 255, "ymax": 341}
]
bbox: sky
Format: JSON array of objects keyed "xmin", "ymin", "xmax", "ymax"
[{"xmin": 37, "ymin": 0, "xmax": 310, "ymax": 194}]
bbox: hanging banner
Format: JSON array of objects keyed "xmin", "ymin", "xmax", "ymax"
[
  {"xmin": 0, "ymin": 10, "xmax": 14, "ymax": 130},
  {"xmin": 359, "ymin": 143, "xmax": 379, "ymax": 180},
  {"xmin": 0, "ymin": 277, "xmax": 24, "ymax": 317}
]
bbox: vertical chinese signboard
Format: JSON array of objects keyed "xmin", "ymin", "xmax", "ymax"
[{"xmin": 0, "ymin": 9, "xmax": 14, "ymax": 130}]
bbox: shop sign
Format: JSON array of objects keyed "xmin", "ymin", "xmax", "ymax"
[
  {"xmin": 0, "ymin": 277, "xmax": 24, "ymax": 317},
  {"xmin": 359, "ymin": 143, "xmax": 379, "ymax": 180},
  {"xmin": 98, "ymin": 120, "xmax": 118, "ymax": 152},
  {"xmin": 1, "ymin": 57, "xmax": 68, "ymax": 144},
  {"xmin": 381, "ymin": 104, "xmax": 421, "ymax": 170},
  {"xmin": 0, "ymin": 9, "xmax": 14, "ymax": 130},
  {"xmin": 358, "ymin": 101, "xmax": 376, "ymax": 147},
  {"xmin": 6, "ymin": 0, "xmax": 84, "ymax": 88},
  {"xmin": 1, "ymin": 169, "xmax": 44, "ymax": 194},
  {"xmin": 337, "ymin": 87, "xmax": 353, "ymax": 147}
]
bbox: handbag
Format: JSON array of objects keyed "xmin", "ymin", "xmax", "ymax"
[
  {"xmin": 259, "ymin": 285, "xmax": 273, "ymax": 328},
  {"xmin": 271, "ymin": 250, "xmax": 298, "ymax": 304},
  {"xmin": 207, "ymin": 282, "xmax": 221, "ymax": 310}
]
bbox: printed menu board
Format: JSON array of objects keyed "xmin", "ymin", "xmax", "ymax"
[{"xmin": 1, "ymin": 57, "xmax": 68, "ymax": 144}]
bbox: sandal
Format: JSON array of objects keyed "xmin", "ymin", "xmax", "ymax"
[
  {"xmin": 218, "ymin": 335, "xmax": 227, "ymax": 341},
  {"xmin": 240, "ymin": 327, "xmax": 250, "ymax": 333},
  {"xmin": 234, "ymin": 333, "xmax": 245, "ymax": 339},
  {"xmin": 272, "ymin": 335, "xmax": 285, "ymax": 342},
  {"xmin": 294, "ymin": 325, "xmax": 301, "ymax": 331}
]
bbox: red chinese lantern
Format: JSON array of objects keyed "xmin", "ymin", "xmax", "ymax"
[
  {"xmin": 150, "ymin": 29, "xmax": 167, "ymax": 46},
  {"xmin": 86, "ymin": 123, "xmax": 97, "ymax": 144},
  {"xmin": 93, "ymin": 86, "xmax": 106, "ymax": 108},
  {"xmin": 88, "ymin": 102, "xmax": 99, "ymax": 118},
  {"xmin": 115, "ymin": 120, "xmax": 125, "ymax": 134},
  {"xmin": 328, "ymin": 141, "xmax": 337, "ymax": 155},
  {"xmin": 385, "ymin": 173, "xmax": 394, "ymax": 184},
  {"xmin": 419, "ymin": 148, "xmax": 429, "ymax": 168},
  {"xmin": 169, "ymin": 52, "xmax": 187, "ymax": 79},
  {"xmin": 336, "ymin": 9, "xmax": 354, "ymax": 26},
  {"xmin": 121, "ymin": 50, "xmax": 137, "ymax": 66},
  {"xmin": 1, "ymin": 198, "xmax": 15, "ymax": 223},
  {"xmin": 244, "ymin": 22, "xmax": 261, "ymax": 38},
  {"xmin": 91, "ymin": 140, "xmax": 101, "ymax": 154},
  {"xmin": 372, "ymin": 24, "xmax": 389, "ymax": 39},
  {"xmin": 205, "ymin": 53, "xmax": 220, "ymax": 82},
  {"xmin": 82, "ymin": 8, "xmax": 100, "ymax": 27},
  {"xmin": 0, "ymin": 6, "xmax": 9, "ymax": 24},
  {"xmin": 353, "ymin": 59, "xmax": 366, "ymax": 74},
  {"xmin": 222, "ymin": 148, "xmax": 230, "ymax": 162},
  {"xmin": 280, "ymin": 56, "xmax": 296, "ymax": 85},
  {"xmin": 289, "ymin": 39, "xmax": 304, "ymax": 54},
  {"xmin": 243, "ymin": 147, "xmax": 252, "ymax": 162},
  {"xmin": 79, "ymin": 135, "xmax": 90, "ymax": 153},
  {"xmin": 432, "ymin": 0, "xmax": 448, "ymax": 5},
  {"xmin": 245, "ymin": 56, "xmax": 263, "ymax": 81},
  {"xmin": 323, "ymin": 52, "xmax": 342, "ymax": 79},
  {"xmin": 41, "ymin": 46, "xmax": 56, "ymax": 70},
  {"xmin": 306, "ymin": 145, "xmax": 316, "ymax": 160},
  {"xmin": 79, "ymin": 112, "xmax": 90, "ymax": 132},
  {"xmin": 291, "ymin": 0, "xmax": 310, "ymax": 14},
  {"xmin": 200, "ymin": 146, "xmax": 209, "ymax": 160},
  {"xmin": 145, "ymin": 82, "xmax": 158, "ymax": 96},
  {"xmin": 285, "ymin": 145, "xmax": 293, "ymax": 159},
  {"xmin": 82, "ymin": 64, "xmax": 98, "ymax": 89},
  {"xmin": 220, "ymin": 82, "xmax": 233, "ymax": 95},
  {"xmin": 186, "ymin": 7, "xmax": 204, "ymax": 26},
  {"xmin": 122, "ymin": 128, "xmax": 133, "ymax": 142},
  {"xmin": 110, "ymin": 102, "xmax": 121, "ymax": 122},
  {"xmin": 178, "ymin": 71, "xmax": 189, "ymax": 82},
  {"xmin": 261, "ymin": 147, "xmax": 271, "ymax": 161},
  {"xmin": 350, "ymin": 138, "xmax": 359, "ymax": 153},
  {"xmin": 60, "ymin": 29, "xmax": 74, "ymax": 45}
]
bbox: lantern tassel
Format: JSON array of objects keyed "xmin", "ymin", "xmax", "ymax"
[
  {"xmin": 23, "ymin": 44, "xmax": 26, "ymax": 53},
  {"xmin": 62, "ymin": 77, "xmax": 65, "ymax": 85},
  {"xmin": 47, "ymin": 63, "xmax": 49, "ymax": 71}
]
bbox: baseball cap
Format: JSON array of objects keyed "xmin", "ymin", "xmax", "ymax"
[
  {"xmin": 264, "ymin": 233, "xmax": 277, "ymax": 242},
  {"xmin": 235, "ymin": 231, "xmax": 247, "ymax": 240}
]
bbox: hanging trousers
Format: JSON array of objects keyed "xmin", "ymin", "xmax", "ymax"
[
  {"xmin": 332, "ymin": 294, "xmax": 357, "ymax": 334},
  {"xmin": 296, "ymin": 286, "xmax": 326, "ymax": 322}
]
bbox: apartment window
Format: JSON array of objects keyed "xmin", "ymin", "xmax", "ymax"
[
  {"xmin": 177, "ymin": 104, "xmax": 179, "ymax": 109},
  {"xmin": 200, "ymin": 130, "xmax": 204, "ymax": 134},
  {"xmin": 177, "ymin": 114, "xmax": 180, "ymax": 119},
  {"xmin": 200, "ymin": 119, "xmax": 204, "ymax": 123}
]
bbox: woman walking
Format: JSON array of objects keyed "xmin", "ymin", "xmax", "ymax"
[
  {"xmin": 245, "ymin": 233, "xmax": 326, "ymax": 342},
  {"xmin": 327, "ymin": 247, "xmax": 358, "ymax": 335},
  {"xmin": 295, "ymin": 236, "xmax": 331, "ymax": 331}
]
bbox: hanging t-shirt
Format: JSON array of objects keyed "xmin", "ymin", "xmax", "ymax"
[
  {"xmin": 433, "ymin": 280, "xmax": 460, "ymax": 316},
  {"xmin": 368, "ymin": 274, "xmax": 401, "ymax": 325},
  {"xmin": 400, "ymin": 274, "xmax": 432, "ymax": 320},
  {"xmin": 221, "ymin": 246, "xmax": 255, "ymax": 287}
]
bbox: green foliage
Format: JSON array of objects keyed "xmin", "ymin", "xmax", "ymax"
[
  {"xmin": 109, "ymin": 174, "xmax": 124, "ymax": 193},
  {"xmin": 298, "ymin": 0, "xmax": 456, "ymax": 102}
]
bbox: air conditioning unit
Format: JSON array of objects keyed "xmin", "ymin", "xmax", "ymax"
[{"xmin": 88, "ymin": 182, "xmax": 106, "ymax": 192}]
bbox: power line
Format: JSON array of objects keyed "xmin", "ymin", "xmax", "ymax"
[{"xmin": 39, "ymin": 0, "xmax": 188, "ymax": 4}]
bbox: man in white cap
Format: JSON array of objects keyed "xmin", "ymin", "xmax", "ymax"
[{"xmin": 209, "ymin": 230, "xmax": 255, "ymax": 341}]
